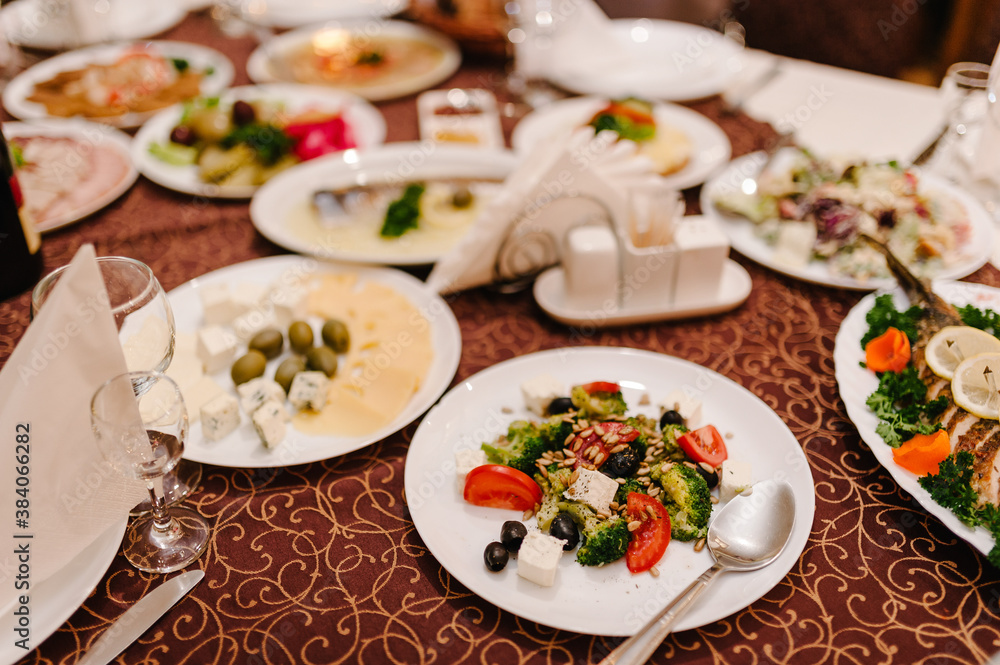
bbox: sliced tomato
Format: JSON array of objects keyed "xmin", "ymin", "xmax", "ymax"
[
  {"xmin": 463, "ymin": 464, "xmax": 542, "ymax": 511},
  {"xmin": 677, "ymin": 425, "xmax": 728, "ymax": 467},
  {"xmin": 581, "ymin": 381, "xmax": 621, "ymax": 395},
  {"xmin": 602, "ymin": 102, "xmax": 655, "ymax": 126},
  {"xmin": 626, "ymin": 492, "xmax": 671, "ymax": 573},
  {"xmin": 570, "ymin": 421, "xmax": 640, "ymax": 469}
]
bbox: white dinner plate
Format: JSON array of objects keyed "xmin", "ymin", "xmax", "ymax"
[
  {"xmin": 168, "ymin": 255, "xmax": 462, "ymax": 468},
  {"xmin": 4, "ymin": 118, "xmax": 137, "ymax": 232},
  {"xmin": 250, "ymin": 143, "xmax": 519, "ymax": 265},
  {"xmin": 404, "ymin": 347, "xmax": 815, "ymax": 636},
  {"xmin": 546, "ymin": 19, "xmax": 745, "ymax": 102},
  {"xmin": 0, "ymin": 518, "xmax": 125, "ymax": 665},
  {"xmin": 3, "ymin": 41, "xmax": 234, "ymax": 129},
  {"xmin": 246, "ymin": 20, "xmax": 461, "ymax": 101},
  {"xmin": 834, "ymin": 281, "xmax": 1000, "ymax": 560},
  {"xmin": 511, "ymin": 97, "xmax": 731, "ymax": 191},
  {"xmin": 1, "ymin": 0, "xmax": 185, "ymax": 51},
  {"xmin": 699, "ymin": 150, "xmax": 996, "ymax": 290},
  {"xmin": 238, "ymin": 0, "xmax": 409, "ymax": 28},
  {"xmin": 131, "ymin": 84, "xmax": 387, "ymax": 199}
]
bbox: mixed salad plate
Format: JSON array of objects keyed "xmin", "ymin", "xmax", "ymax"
[{"xmin": 404, "ymin": 347, "xmax": 815, "ymax": 636}]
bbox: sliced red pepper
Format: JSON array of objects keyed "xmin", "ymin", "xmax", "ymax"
[
  {"xmin": 677, "ymin": 425, "xmax": 728, "ymax": 467},
  {"xmin": 581, "ymin": 381, "xmax": 621, "ymax": 395},
  {"xmin": 463, "ymin": 464, "xmax": 542, "ymax": 511},
  {"xmin": 626, "ymin": 492, "xmax": 671, "ymax": 573}
]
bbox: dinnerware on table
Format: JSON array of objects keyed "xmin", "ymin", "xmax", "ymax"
[
  {"xmin": 500, "ymin": 0, "xmax": 568, "ymax": 110},
  {"xmin": 90, "ymin": 371, "xmax": 210, "ymax": 573},
  {"xmin": 76, "ymin": 570, "xmax": 204, "ymax": 665},
  {"xmin": 0, "ymin": 123, "xmax": 41, "ymax": 300},
  {"xmin": 599, "ymin": 480, "xmax": 797, "ymax": 664},
  {"xmin": 32, "ymin": 256, "xmax": 203, "ymax": 511}
]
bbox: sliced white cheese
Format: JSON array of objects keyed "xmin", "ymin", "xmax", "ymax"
[
  {"xmin": 251, "ymin": 399, "xmax": 287, "ymax": 449},
  {"xmin": 521, "ymin": 373, "xmax": 565, "ymax": 417},
  {"xmin": 200, "ymin": 283, "xmax": 237, "ymax": 325},
  {"xmin": 231, "ymin": 282, "xmax": 267, "ymax": 318},
  {"xmin": 659, "ymin": 390, "xmax": 702, "ymax": 427},
  {"xmin": 719, "ymin": 459, "xmax": 753, "ymax": 503},
  {"xmin": 455, "ymin": 449, "xmax": 487, "ymax": 491},
  {"xmin": 165, "ymin": 351, "xmax": 203, "ymax": 390},
  {"xmin": 563, "ymin": 467, "xmax": 619, "ymax": 513},
  {"xmin": 269, "ymin": 282, "xmax": 307, "ymax": 328},
  {"xmin": 517, "ymin": 531, "xmax": 565, "ymax": 587},
  {"xmin": 196, "ymin": 325, "xmax": 238, "ymax": 375},
  {"xmin": 201, "ymin": 393, "xmax": 240, "ymax": 441}
]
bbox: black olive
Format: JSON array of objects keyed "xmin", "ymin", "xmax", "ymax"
[
  {"xmin": 483, "ymin": 542, "xmax": 509, "ymax": 571},
  {"xmin": 500, "ymin": 520, "xmax": 527, "ymax": 552},
  {"xmin": 660, "ymin": 409, "xmax": 685, "ymax": 429},
  {"xmin": 547, "ymin": 397, "xmax": 574, "ymax": 415},
  {"xmin": 232, "ymin": 100, "xmax": 256, "ymax": 125},
  {"xmin": 169, "ymin": 125, "xmax": 196, "ymax": 146},
  {"xmin": 549, "ymin": 513, "xmax": 580, "ymax": 550},
  {"xmin": 696, "ymin": 463, "xmax": 720, "ymax": 490},
  {"xmin": 602, "ymin": 446, "xmax": 641, "ymax": 478}
]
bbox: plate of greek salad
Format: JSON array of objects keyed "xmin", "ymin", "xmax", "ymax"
[
  {"xmin": 404, "ymin": 347, "xmax": 814, "ymax": 636},
  {"xmin": 700, "ymin": 148, "xmax": 995, "ymax": 290}
]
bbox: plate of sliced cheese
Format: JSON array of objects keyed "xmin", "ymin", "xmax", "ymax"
[{"xmin": 164, "ymin": 255, "xmax": 461, "ymax": 467}]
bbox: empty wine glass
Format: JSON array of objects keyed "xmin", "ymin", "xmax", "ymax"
[
  {"xmin": 91, "ymin": 371, "xmax": 210, "ymax": 573},
  {"xmin": 31, "ymin": 256, "xmax": 202, "ymax": 512}
]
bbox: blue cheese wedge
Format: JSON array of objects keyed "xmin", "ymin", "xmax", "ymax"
[
  {"xmin": 517, "ymin": 531, "xmax": 566, "ymax": 587},
  {"xmin": 659, "ymin": 390, "xmax": 702, "ymax": 426},
  {"xmin": 196, "ymin": 325, "xmax": 238, "ymax": 374},
  {"xmin": 719, "ymin": 460, "xmax": 752, "ymax": 503},
  {"xmin": 521, "ymin": 373, "xmax": 564, "ymax": 416},
  {"xmin": 252, "ymin": 399, "xmax": 287, "ymax": 449},
  {"xmin": 201, "ymin": 393, "xmax": 240, "ymax": 441},
  {"xmin": 237, "ymin": 378, "xmax": 287, "ymax": 416},
  {"xmin": 288, "ymin": 371, "xmax": 329, "ymax": 411},
  {"xmin": 563, "ymin": 467, "xmax": 618, "ymax": 513},
  {"xmin": 455, "ymin": 449, "xmax": 487, "ymax": 491}
]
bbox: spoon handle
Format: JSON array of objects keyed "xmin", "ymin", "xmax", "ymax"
[{"xmin": 598, "ymin": 562, "xmax": 724, "ymax": 665}]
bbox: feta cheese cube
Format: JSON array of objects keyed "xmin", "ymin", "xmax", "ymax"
[
  {"xmin": 201, "ymin": 393, "xmax": 240, "ymax": 441},
  {"xmin": 251, "ymin": 399, "xmax": 287, "ymax": 449},
  {"xmin": 268, "ymin": 283, "xmax": 307, "ymax": 328},
  {"xmin": 181, "ymin": 375, "xmax": 225, "ymax": 423},
  {"xmin": 455, "ymin": 449, "xmax": 487, "ymax": 491},
  {"xmin": 719, "ymin": 460, "xmax": 753, "ymax": 503},
  {"xmin": 563, "ymin": 467, "xmax": 619, "ymax": 513},
  {"xmin": 288, "ymin": 371, "xmax": 329, "ymax": 411},
  {"xmin": 237, "ymin": 378, "xmax": 287, "ymax": 416},
  {"xmin": 231, "ymin": 308, "xmax": 279, "ymax": 343},
  {"xmin": 516, "ymin": 531, "xmax": 565, "ymax": 587},
  {"xmin": 166, "ymin": 351, "xmax": 203, "ymax": 389},
  {"xmin": 196, "ymin": 325, "xmax": 238, "ymax": 374},
  {"xmin": 200, "ymin": 283, "xmax": 237, "ymax": 325},
  {"xmin": 231, "ymin": 282, "xmax": 267, "ymax": 318},
  {"xmin": 173, "ymin": 331, "xmax": 198, "ymax": 358},
  {"xmin": 659, "ymin": 390, "xmax": 702, "ymax": 427},
  {"xmin": 521, "ymin": 373, "xmax": 565, "ymax": 416}
]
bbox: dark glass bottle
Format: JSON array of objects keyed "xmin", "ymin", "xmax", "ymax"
[{"xmin": 0, "ymin": 124, "xmax": 41, "ymax": 300}]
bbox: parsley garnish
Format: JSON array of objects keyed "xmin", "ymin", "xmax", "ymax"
[
  {"xmin": 865, "ymin": 367, "xmax": 945, "ymax": 447},
  {"xmin": 220, "ymin": 123, "xmax": 293, "ymax": 166},
  {"xmin": 958, "ymin": 305, "xmax": 1000, "ymax": 339},
  {"xmin": 860, "ymin": 293, "xmax": 921, "ymax": 348},
  {"xmin": 589, "ymin": 114, "xmax": 656, "ymax": 143},
  {"xmin": 380, "ymin": 183, "xmax": 425, "ymax": 238},
  {"xmin": 171, "ymin": 58, "xmax": 190, "ymax": 73}
]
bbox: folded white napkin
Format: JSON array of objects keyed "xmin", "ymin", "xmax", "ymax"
[
  {"xmin": 0, "ymin": 245, "xmax": 146, "ymax": 615},
  {"xmin": 426, "ymin": 128, "xmax": 661, "ymax": 294}
]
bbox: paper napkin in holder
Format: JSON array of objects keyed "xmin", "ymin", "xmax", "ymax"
[{"xmin": 0, "ymin": 245, "xmax": 146, "ymax": 617}]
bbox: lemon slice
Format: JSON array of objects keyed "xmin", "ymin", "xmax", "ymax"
[
  {"xmin": 952, "ymin": 352, "xmax": 1000, "ymax": 418},
  {"xmin": 925, "ymin": 326, "xmax": 1000, "ymax": 379}
]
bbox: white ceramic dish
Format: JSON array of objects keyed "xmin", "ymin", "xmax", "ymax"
[
  {"xmin": 168, "ymin": 255, "xmax": 462, "ymax": 468},
  {"xmin": 4, "ymin": 118, "xmax": 137, "ymax": 232},
  {"xmin": 246, "ymin": 20, "xmax": 461, "ymax": 101},
  {"xmin": 3, "ymin": 41, "xmax": 234, "ymax": 129},
  {"xmin": 238, "ymin": 0, "xmax": 409, "ymax": 28},
  {"xmin": 1, "ymin": 0, "xmax": 185, "ymax": 51},
  {"xmin": 835, "ymin": 281, "xmax": 1000, "ymax": 560},
  {"xmin": 131, "ymin": 84, "xmax": 387, "ymax": 199},
  {"xmin": 699, "ymin": 150, "xmax": 996, "ymax": 290},
  {"xmin": 0, "ymin": 519, "xmax": 125, "ymax": 665},
  {"xmin": 546, "ymin": 19, "xmax": 745, "ymax": 102},
  {"xmin": 404, "ymin": 346, "xmax": 815, "ymax": 636},
  {"xmin": 533, "ymin": 259, "xmax": 751, "ymax": 327},
  {"xmin": 511, "ymin": 97, "xmax": 731, "ymax": 191},
  {"xmin": 250, "ymin": 143, "xmax": 518, "ymax": 265}
]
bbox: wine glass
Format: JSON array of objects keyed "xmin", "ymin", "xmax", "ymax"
[
  {"xmin": 90, "ymin": 371, "xmax": 210, "ymax": 573},
  {"xmin": 31, "ymin": 256, "xmax": 202, "ymax": 512}
]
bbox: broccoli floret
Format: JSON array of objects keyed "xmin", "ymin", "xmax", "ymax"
[
  {"xmin": 562, "ymin": 502, "xmax": 631, "ymax": 566},
  {"xmin": 534, "ymin": 465, "xmax": 574, "ymax": 530},
  {"xmin": 613, "ymin": 477, "xmax": 646, "ymax": 506},
  {"xmin": 651, "ymin": 425, "xmax": 690, "ymax": 471},
  {"xmin": 571, "ymin": 384, "xmax": 627, "ymax": 420},
  {"xmin": 540, "ymin": 415, "xmax": 574, "ymax": 451},
  {"xmin": 657, "ymin": 464, "xmax": 712, "ymax": 542},
  {"xmin": 481, "ymin": 420, "xmax": 546, "ymax": 475}
]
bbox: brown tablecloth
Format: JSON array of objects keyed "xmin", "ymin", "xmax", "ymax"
[{"xmin": 4, "ymin": 10, "xmax": 1000, "ymax": 665}]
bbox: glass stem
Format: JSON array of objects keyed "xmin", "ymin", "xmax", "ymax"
[{"xmin": 146, "ymin": 480, "xmax": 172, "ymax": 532}]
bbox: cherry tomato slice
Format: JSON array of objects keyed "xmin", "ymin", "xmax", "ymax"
[
  {"xmin": 581, "ymin": 381, "xmax": 621, "ymax": 395},
  {"xmin": 626, "ymin": 492, "xmax": 671, "ymax": 573},
  {"xmin": 463, "ymin": 464, "xmax": 542, "ymax": 511},
  {"xmin": 677, "ymin": 425, "xmax": 728, "ymax": 467},
  {"xmin": 570, "ymin": 422, "xmax": 640, "ymax": 469}
]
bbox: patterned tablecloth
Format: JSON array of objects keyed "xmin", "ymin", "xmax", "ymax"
[{"xmin": 2, "ymin": 10, "xmax": 1000, "ymax": 665}]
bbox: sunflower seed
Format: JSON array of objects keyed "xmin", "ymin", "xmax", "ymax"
[
  {"xmin": 628, "ymin": 520, "xmax": 642, "ymax": 532},
  {"xmin": 694, "ymin": 538, "xmax": 706, "ymax": 553}
]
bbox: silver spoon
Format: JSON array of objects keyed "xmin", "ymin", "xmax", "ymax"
[{"xmin": 599, "ymin": 479, "xmax": 797, "ymax": 665}]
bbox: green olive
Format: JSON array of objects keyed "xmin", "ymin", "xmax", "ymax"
[
  {"xmin": 249, "ymin": 328, "xmax": 284, "ymax": 359},
  {"xmin": 306, "ymin": 346, "xmax": 338, "ymax": 377},
  {"xmin": 231, "ymin": 350, "xmax": 267, "ymax": 385},
  {"xmin": 288, "ymin": 320, "xmax": 314, "ymax": 354},
  {"xmin": 321, "ymin": 319, "xmax": 350, "ymax": 354},
  {"xmin": 274, "ymin": 356, "xmax": 306, "ymax": 394}
]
